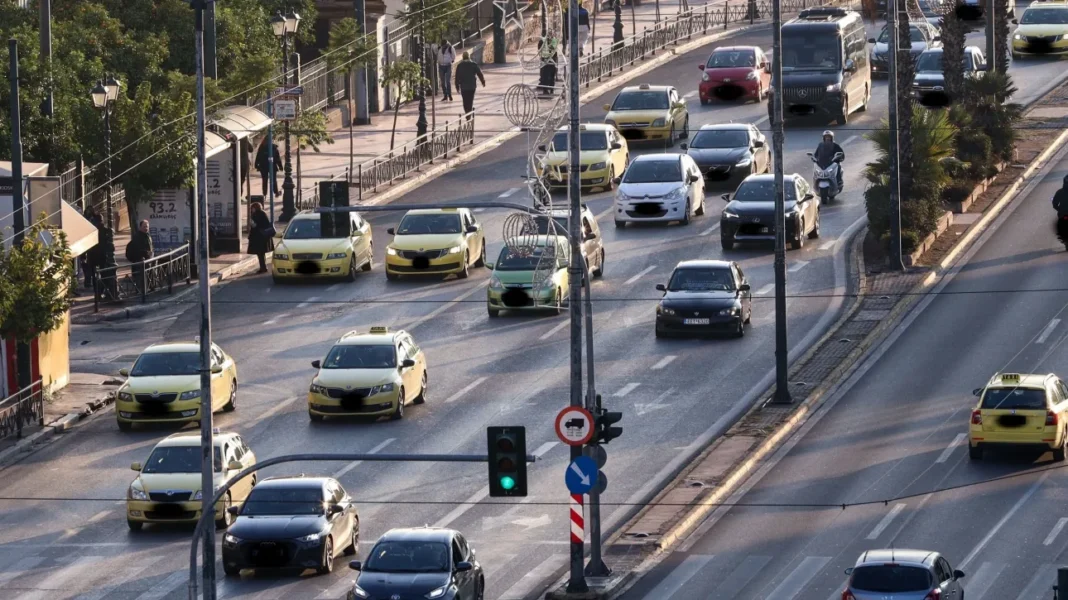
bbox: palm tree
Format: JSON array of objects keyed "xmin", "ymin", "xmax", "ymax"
[
  {"xmin": 895, "ymin": 7, "xmax": 917, "ymax": 197},
  {"xmin": 939, "ymin": 0, "xmax": 967, "ymax": 104},
  {"xmin": 963, "ymin": 71, "xmax": 1023, "ymax": 161},
  {"xmin": 993, "ymin": 0, "xmax": 1012, "ymax": 72}
]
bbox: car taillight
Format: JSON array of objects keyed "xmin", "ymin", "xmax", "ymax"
[
  {"xmin": 1047, "ymin": 411, "xmax": 1058, "ymax": 426},
  {"xmin": 971, "ymin": 410, "xmax": 982, "ymax": 425},
  {"xmin": 841, "ymin": 591, "xmax": 857, "ymax": 600},
  {"xmin": 924, "ymin": 588, "xmax": 942, "ymax": 600}
]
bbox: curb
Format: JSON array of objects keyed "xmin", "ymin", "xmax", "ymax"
[{"xmin": 0, "ymin": 393, "xmax": 116, "ymax": 470}]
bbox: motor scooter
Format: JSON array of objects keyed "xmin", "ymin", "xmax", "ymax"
[{"xmin": 806, "ymin": 151, "xmax": 844, "ymax": 202}]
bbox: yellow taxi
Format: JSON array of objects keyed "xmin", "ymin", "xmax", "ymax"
[
  {"xmin": 307, "ymin": 326, "xmax": 428, "ymax": 421},
  {"xmin": 126, "ymin": 429, "xmax": 257, "ymax": 531},
  {"xmin": 384, "ymin": 208, "xmax": 486, "ymax": 280},
  {"xmin": 603, "ymin": 84, "xmax": 690, "ymax": 146},
  {"xmin": 115, "ymin": 341, "xmax": 238, "ymax": 431},
  {"xmin": 271, "ymin": 210, "xmax": 374, "ymax": 282},
  {"xmin": 537, "ymin": 124, "xmax": 630, "ymax": 192},
  {"xmin": 1011, "ymin": 0, "xmax": 1068, "ymax": 58},
  {"xmin": 968, "ymin": 372, "xmax": 1068, "ymax": 460},
  {"xmin": 486, "ymin": 235, "xmax": 572, "ymax": 317}
]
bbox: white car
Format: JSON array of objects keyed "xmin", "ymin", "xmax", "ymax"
[{"xmin": 613, "ymin": 154, "xmax": 705, "ymax": 228}]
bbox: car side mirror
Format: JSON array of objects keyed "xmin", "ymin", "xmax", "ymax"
[
  {"xmin": 680, "ymin": 143, "xmax": 688, "ymax": 151},
  {"xmin": 455, "ymin": 561, "xmax": 473, "ymax": 572},
  {"xmin": 485, "ymin": 262, "xmax": 495, "ymax": 269},
  {"xmin": 655, "ymin": 284, "xmax": 666, "ymax": 292},
  {"xmin": 328, "ymin": 504, "xmax": 344, "ymax": 515},
  {"xmin": 210, "ymin": 365, "xmax": 223, "ymax": 375},
  {"xmin": 804, "ymin": 193, "xmax": 815, "ymax": 200},
  {"xmin": 698, "ymin": 64, "xmax": 705, "ymax": 70},
  {"xmin": 933, "ymin": 35, "xmax": 941, "ymax": 42},
  {"xmin": 688, "ymin": 174, "xmax": 699, "ymax": 183},
  {"xmin": 1011, "ymin": 18, "xmax": 1018, "ymax": 23},
  {"xmin": 844, "ymin": 567, "xmax": 854, "ymax": 575},
  {"xmin": 602, "ymin": 103, "xmax": 612, "ymax": 111},
  {"xmin": 954, "ymin": 569, "xmax": 965, "ymax": 579},
  {"xmin": 538, "ymin": 144, "xmax": 546, "ymax": 152},
  {"xmin": 753, "ymin": 140, "xmax": 764, "ymax": 148},
  {"xmin": 583, "ymin": 232, "xmax": 596, "ymax": 241},
  {"xmin": 972, "ymin": 388, "xmax": 983, "ymax": 397},
  {"xmin": 844, "ymin": 59, "xmax": 856, "ymax": 72},
  {"xmin": 228, "ymin": 460, "xmax": 243, "ymax": 471},
  {"xmin": 867, "ymin": 37, "xmax": 876, "ymax": 44},
  {"xmin": 227, "ymin": 506, "xmax": 241, "ymax": 516},
  {"xmin": 387, "ymin": 227, "xmax": 396, "ymax": 235},
  {"xmin": 611, "ymin": 142, "xmax": 622, "ymax": 150},
  {"xmin": 721, "ymin": 193, "xmax": 730, "ymax": 201},
  {"xmin": 312, "ymin": 359, "xmax": 321, "ymax": 369},
  {"xmin": 131, "ymin": 462, "xmax": 142, "ymax": 471},
  {"xmin": 349, "ymin": 560, "xmax": 362, "ymax": 571},
  {"xmin": 739, "ymin": 283, "xmax": 751, "ymax": 292},
  {"xmin": 612, "ymin": 177, "xmax": 622, "ymax": 185},
  {"xmin": 401, "ymin": 358, "xmax": 416, "ymax": 369},
  {"xmin": 466, "ymin": 225, "xmax": 479, "ymax": 234},
  {"xmin": 119, "ymin": 368, "xmax": 129, "ymax": 377}
]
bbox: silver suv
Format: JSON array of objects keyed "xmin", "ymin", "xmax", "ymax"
[{"xmin": 842, "ymin": 549, "xmax": 965, "ymax": 600}]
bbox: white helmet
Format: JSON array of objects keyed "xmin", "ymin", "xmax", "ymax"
[{"xmin": 822, "ymin": 130, "xmax": 834, "ymax": 140}]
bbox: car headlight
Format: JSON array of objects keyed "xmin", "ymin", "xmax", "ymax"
[
  {"xmin": 117, "ymin": 391, "xmax": 133, "ymax": 401},
  {"xmin": 701, "ymin": 72, "xmax": 709, "ymax": 82},
  {"xmin": 426, "ymin": 585, "xmax": 449, "ymax": 599},
  {"xmin": 310, "ymin": 383, "xmax": 328, "ymax": 395},
  {"xmin": 274, "ymin": 253, "xmax": 288, "ymax": 261},
  {"xmin": 369, "ymin": 383, "xmax": 395, "ymax": 395},
  {"xmin": 718, "ymin": 306, "xmax": 740, "ymax": 316},
  {"xmin": 194, "ymin": 490, "xmax": 207, "ymax": 501},
  {"xmin": 1062, "ymin": 34, "xmax": 1068, "ymax": 40},
  {"xmin": 605, "ymin": 119, "xmax": 617, "ymax": 126},
  {"xmin": 538, "ymin": 278, "xmax": 556, "ymax": 292},
  {"xmin": 651, "ymin": 118, "xmax": 666, "ymax": 127},
  {"xmin": 657, "ymin": 304, "xmax": 675, "ymax": 316},
  {"xmin": 326, "ymin": 252, "xmax": 348, "ymax": 259},
  {"xmin": 351, "ymin": 586, "xmax": 371, "ymax": 599},
  {"xmin": 447, "ymin": 245, "xmax": 463, "ymax": 255},
  {"xmin": 386, "ymin": 247, "xmax": 398, "ymax": 256},
  {"xmin": 489, "ymin": 274, "xmax": 504, "ymax": 290},
  {"xmin": 668, "ymin": 186, "xmax": 687, "ymax": 200},
  {"xmin": 297, "ymin": 531, "xmax": 326, "ymax": 542},
  {"xmin": 1014, "ymin": 33, "xmax": 1022, "ymax": 40},
  {"xmin": 223, "ymin": 533, "xmax": 241, "ymax": 545},
  {"xmin": 722, "ymin": 211, "xmax": 739, "ymax": 219},
  {"xmin": 590, "ymin": 162, "xmax": 607, "ymax": 171},
  {"xmin": 178, "ymin": 390, "xmax": 199, "ymax": 400},
  {"xmin": 746, "ymin": 71, "xmax": 757, "ymax": 81},
  {"xmin": 736, "ymin": 156, "xmax": 752, "ymax": 167},
  {"xmin": 826, "ymin": 83, "xmax": 841, "ymax": 92},
  {"xmin": 128, "ymin": 485, "xmax": 148, "ymax": 501},
  {"xmin": 616, "ymin": 191, "xmax": 631, "ymax": 202}
]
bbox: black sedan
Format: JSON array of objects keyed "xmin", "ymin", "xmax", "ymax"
[
  {"xmin": 348, "ymin": 527, "xmax": 484, "ymax": 600},
  {"xmin": 221, "ymin": 476, "xmax": 359, "ymax": 576},
  {"xmin": 684, "ymin": 123, "xmax": 770, "ymax": 189},
  {"xmin": 720, "ymin": 173, "xmax": 820, "ymax": 250},
  {"xmin": 655, "ymin": 260, "xmax": 753, "ymax": 338}
]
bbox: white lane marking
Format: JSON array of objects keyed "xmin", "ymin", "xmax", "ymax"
[
  {"xmin": 756, "ymin": 283, "xmax": 775, "ymax": 296},
  {"xmin": 842, "ymin": 134, "xmax": 859, "ymax": 145},
  {"xmin": 263, "ymin": 312, "xmax": 289, "ymax": 326},
  {"xmin": 265, "ymin": 286, "xmax": 272, "ymax": 293},
  {"xmin": 74, "ymin": 558, "xmax": 163, "ymax": 600},
  {"xmin": 296, "ymin": 295, "xmax": 320, "ymax": 309},
  {"xmin": 0, "ymin": 556, "xmax": 44, "ymax": 589},
  {"xmin": 639, "ymin": 554, "xmax": 716, "ymax": 600},
  {"xmin": 753, "ymin": 115, "xmax": 769, "ymax": 127},
  {"xmin": 533, "ymin": 441, "xmax": 558, "ymax": 457},
  {"xmin": 498, "ymin": 555, "xmax": 566, "ymax": 600},
  {"xmin": 326, "ymin": 283, "xmax": 341, "ymax": 292},
  {"xmin": 865, "ymin": 503, "xmax": 906, "ymax": 540},
  {"xmin": 764, "ymin": 556, "xmax": 832, "ymax": 600},
  {"xmin": 1045, "ymin": 518, "xmax": 1068, "ymax": 546},
  {"xmin": 960, "ymin": 471, "xmax": 1050, "ymax": 570},
  {"xmin": 818, "ymin": 240, "xmax": 835, "ymax": 250},
  {"xmin": 87, "ymin": 510, "xmax": 110, "ymax": 524},
  {"xmin": 539, "ymin": 320, "xmax": 571, "ymax": 340},
  {"xmin": 250, "ymin": 395, "xmax": 301, "ymax": 425},
  {"xmin": 936, "ymin": 433, "xmax": 967, "ymax": 464},
  {"xmin": 404, "ymin": 282, "xmax": 488, "ymax": 331},
  {"xmin": 133, "ymin": 571, "xmax": 188, "ymax": 600},
  {"xmin": 963, "ymin": 561, "xmax": 1006, "ymax": 600},
  {"xmin": 1016, "ymin": 564, "xmax": 1058, "ymax": 600},
  {"xmin": 443, "ymin": 376, "xmax": 488, "ymax": 404},
  {"xmin": 714, "ymin": 555, "xmax": 773, "ymax": 598},
  {"xmin": 614, "ymin": 382, "xmax": 640, "ymax": 397},
  {"xmin": 788, "ymin": 260, "xmax": 809, "ymax": 273},
  {"xmin": 334, "ymin": 438, "xmax": 396, "ymax": 479},
  {"xmin": 699, "ymin": 223, "xmax": 720, "ymax": 236},
  {"xmin": 316, "ymin": 577, "xmax": 359, "ymax": 599},
  {"xmin": 624, "ymin": 265, "xmax": 657, "ymax": 285},
  {"xmin": 434, "ymin": 485, "xmax": 490, "ymax": 528},
  {"xmin": 499, "ymin": 187, "xmax": 520, "ymax": 197},
  {"xmin": 16, "ymin": 555, "xmax": 102, "ymax": 600},
  {"xmin": 652, "ymin": 355, "xmax": 677, "ymax": 370},
  {"xmin": 474, "ymin": 208, "xmax": 486, "ymax": 213},
  {"xmin": 1037, "ymin": 318, "xmax": 1061, "ymax": 344},
  {"xmin": 683, "ymin": 90, "xmax": 698, "ymax": 99}
]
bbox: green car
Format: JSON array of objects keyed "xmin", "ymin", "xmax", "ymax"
[{"xmin": 487, "ymin": 235, "xmax": 571, "ymax": 317}]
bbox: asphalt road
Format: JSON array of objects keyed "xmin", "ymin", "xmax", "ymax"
[
  {"xmin": 2, "ymin": 13, "xmax": 1064, "ymax": 600},
  {"xmin": 618, "ymin": 97, "xmax": 1068, "ymax": 600}
]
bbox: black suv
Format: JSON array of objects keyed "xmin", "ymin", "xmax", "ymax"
[{"xmin": 348, "ymin": 527, "xmax": 484, "ymax": 600}]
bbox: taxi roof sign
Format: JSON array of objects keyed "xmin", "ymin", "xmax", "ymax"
[
  {"xmin": 999, "ymin": 373, "xmax": 1021, "ymax": 383},
  {"xmin": 369, "ymin": 326, "xmax": 391, "ymax": 334},
  {"xmin": 638, "ymin": 83, "xmax": 650, "ymax": 89}
]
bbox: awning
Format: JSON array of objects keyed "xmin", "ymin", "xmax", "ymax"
[
  {"xmin": 210, "ymin": 106, "xmax": 272, "ymax": 142},
  {"xmin": 205, "ymin": 130, "xmax": 231, "ymax": 160},
  {"xmin": 59, "ymin": 202, "xmax": 98, "ymax": 257}
]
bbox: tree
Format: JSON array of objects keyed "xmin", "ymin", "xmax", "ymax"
[
  {"xmin": 399, "ymin": 0, "xmax": 470, "ymax": 47},
  {"xmin": 0, "ymin": 219, "xmax": 77, "ymax": 344},
  {"xmin": 939, "ymin": 1, "xmax": 968, "ymax": 105},
  {"xmin": 380, "ymin": 60, "xmax": 430, "ymax": 150},
  {"xmin": 993, "ymin": 0, "xmax": 1011, "ymax": 72},
  {"xmin": 963, "ymin": 71, "xmax": 1023, "ymax": 162},
  {"xmin": 895, "ymin": 5, "xmax": 917, "ymax": 201}
]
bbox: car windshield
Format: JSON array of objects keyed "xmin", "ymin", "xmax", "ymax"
[
  {"xmin": 364, "ymin": 541, "xmax": 451, "ymax": 572},
  {"xmin": 622, "ymin": 160, "xmax": 682, "ymax": 184},
  {"xmin": 690, "ymin": 130, "xmax": 750, "ymax": 149},
  {"xmin": 668, "ymin": 268, "xmax": 735, "ymax": 291},
  {"xmin": 732, "ymin": 180, "xmax": 798, "ymax": 202},
  {"xmin": 781, "ymin": 34, "xmax": 841, "ymax": 70},
  {"xmin": 322, "ymin": 345, "xmax": 396, "ymax": 369},
  {"xmin": 1022, "ymin": 7, "xmax": 1068, "ymax": 24},
  {"xmin": 916, "ymin": 52, "xmax": 976, "ymax": 72},
  {"xmin": 130, "ymin": 352, "xmax": 200, "ymax": 377},
  {"xmin": 284, "ymin": 218, "xmax": 345, "ymax": 240},
  {"xmin": 611, "ymin": 90, "xmax": 669, "ymax": 110},
  {"xmin": 981, "ymin": 387, "xmax": 1048, "ymax": 410},
  {"xmin": 850, "ymin": 565, "xmax": 933, "ymax": 592},
  {"xmin": 397, "ymin": 213, "xmax": 462, "ymax": 235},
  {"xmin": 706, "ymin": 50, "xmax": 756, "ymax": 68},
  {"xmin": 878, "ymin": 26, "xmax": 927, "ymax": 43},
  {"xmin": 495, "ymin": 246, "xmax": 566, "ymax": 271},
  {"xmin": 241, "ymin": 487, "xmax": 324, "ymax": 516},
  {"xmin": 550, "ymin": 132, "xmax": 608, "ymax": 151},
  {"xmin": 143, "ymin": 446, "xmax": 223, "ymax": 473}
]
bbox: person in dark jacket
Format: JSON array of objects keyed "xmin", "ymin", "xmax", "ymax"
[
  {"xmin": 96, "ymin": 227, "xmax": 119, "ymax": 300},
  {"xmin": 454, "ymin": 52, "xmax": 486, "ymax": 119},
  {"xmin": 81, "ymin": 207, "xmax": 105, "ymax": 287},
  {"xmin": 255, "ymin": 139, "xmax": 283, "ymax": 196},
  {"xmin": 1052, "ymin": 175, "xmax": 1068, "ymax": 249},
  {"xmin": 126, "ymin": 220, "xmax": 155, "ymax": 293},
  {"xmin": 248, "ymin": 202, "xmax": 274, "ymax": 273},
  {"xmin": 813, "ymin": 130, "xmax": 845, "ymax": 190}
]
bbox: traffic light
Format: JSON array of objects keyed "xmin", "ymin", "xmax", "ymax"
[
  {"xmin": 487, "ymin": 426, "xmax": 527, "ymax": 497},
  {"xmin": 593, "ymin": 408, "xmax": 622, "ymax": 444}
]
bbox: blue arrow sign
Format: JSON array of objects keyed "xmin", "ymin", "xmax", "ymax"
[{"xmin": 565, "ymin": 456, "xmax": 597, "ymax": 495}]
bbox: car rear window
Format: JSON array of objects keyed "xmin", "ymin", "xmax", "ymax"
[
  {"xmin": 851, "ymin": 565, "xmax": 932, "ymax": 592},
  {"xmin": 981, "ymin": 387, "xmax": 1048, "ymax": 410}
]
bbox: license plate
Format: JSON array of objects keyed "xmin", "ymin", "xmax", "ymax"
[
  {"xmin": 819, "ymin": 181, "xmax": 830, "ymax": 188},
  {"xmin": 683, "ymin": 318, "xmax": 710, "ymax": 325}
]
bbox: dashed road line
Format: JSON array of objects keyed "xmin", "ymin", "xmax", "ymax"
[
  {"xmin": 866, "ymin": 503, "xmax": 906, "ymax": 540},
  {"xmin": 788, "ymin": 260, "xmax": 809, "ymax": 273},
  {"xmin": 842, "ymin": 134, "xmax": 859, "ymax": 145},
  {"xmin": 539, "ymin": 320, "xmax": 571, "ymax": 340},
  {"xmin": 263, "ymin": 312, "xmax": 289, "ymax": 325},
  {"xmin": 326, "ymin": 283, "xmax": 341, "ymax": 292},
  {"xmin": 443, "ymin": 376, "xmax": 488, "ymax": 404},
  {"xmin": 1037, "ymin": 318, "xmax": 1061, "ymax": 344},
  {"xmin": 614, "ymin": 382, "xmax": 640, "ymax": 397},
  {"xmin": 936, "ymin": 433, "xmax": 966, "ymax": 464},
  {"xmin": 699, "ymin": 223, "xmax": 720, "ymax": 236},
  {"xmin": 499, "ymin": 187, "xmax": 520, "ymax": 197},
  {"xmin": 624, "ymin": 265, "xmax": 657, "ymax": 285},
  {"xmin": 652, "ymin": 355, "xmax": 677, "ymax": 370},
  {"xmin": 296, "ymin": 296, "xmax": 320, "ymax": 309},
  {"xmin": 683, "ymin": 90, "xmax": 698, "ymax": 99},
  {"xmin": 818, "ymin": 240, "xmax": 835, "ymax": 250},
  {"xmin": 756, "ymin": 284, "xmax": 775, "ymax": 296},
  {"xmin": 1045, "ymin": 518, "xmax": 1068, "ymax": 546},
  {"xmin": 334, "ymin": 438, "xmax": 396, "ymax": 479}
]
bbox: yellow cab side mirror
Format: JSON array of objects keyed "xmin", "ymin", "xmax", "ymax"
[
  {"xmin": 210, "ymin": 365, "xmax": 223, "ymax": 375},
  {"xmin": 131, "ymin": 462, "xmax": 142, "ymax": 471},
  {"xmin": 119, "ymin": 368, "xmax": 129, "ymax": 377}
]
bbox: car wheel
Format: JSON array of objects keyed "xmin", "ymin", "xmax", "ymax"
[
  {"xmin": 476, "ymin": 577, "xmax": 486, "ymax": 600},
  {"xmin": 721, "ymin": 235, "xmax": 734, "ymax": 250},
  {"xmin": 614, "ymin": 219, "xmax": 625, "ymax": 229},
  {"xmin": 215, "ymin": 493, "xmax": 233, "ymax": 530},
  {"xmin": 734, "ymin": 319, "xmax": 745, "ymax": 338},
  {"xmin": 655, "ymin": 324, "xmax": 665, "ymax": 339},
  {"xmin": 414, "ymin": 371, "xmax": 428, "ymax": 405},
  {"xmin": 791, "ymin": 220, "xmax": 805, "ymax": 250},
  {"xmin": 968, "ymin": 444, "xmax": 982, "ymax": 460},
  {"xmin": 362, "ymin": 245, "xmax": 374, "ymax": 271},
  {"xmin": 127, "ymin": 519, "xmax": 143, "ymax": 532},
  {"xmin": 857, "ymin": 85, "xmax": 869, "ymax": 112},
  {"xmin": 317, "ymin": 536, "xmax": 334, "ymax": 575},
  {"xmin": 555, "ymin": 289, "xmax": 565, "ymax": 315},
  {"xmin": 391, "ymin": 391, "xmax": 405, "ymax": 420},
  {"xmin": 347, "ymin": 256, "xmax": 359, "ymax": 282},
  {"xmin": 458, "ymin": 252, "xmax": 470, "ymax": 279},
  {"xmin": 695, "ymin": 197, "xmax": 705, "ymax": 216},
  {"xmin": 222, "ymin": 379, "xmax": 237, "ymax": 412},
  {"xmin": 344, "ymin": 521, "xmax": 359, "ymax": 556},
  {"xmin": 592, "ymin": 248, "xmax": 604, "ymax": 278},
  {"xmin": 488, "ymin": 307, "xmax": 500, "ymax": 318},
  {"xmin": 474, "ymin": 240, "xmax": 486, "ymax": 267},
  {"xmin": 118, "ymin": 420, "xmax": 133, "ymax": 432},
  {"xmin": 681, "ymin": 200, "xmax": 691, "ymax": 225},
  {"xmin": 836, "ymin": 97, "xmax": 849, "ymax": 125},
  {"xmin": 681, "ymin": 117, "xmax": 689, "ymax": 138},
  {"xmin": 667, "ymin": 125, "xmax": 676, "ymax": 148},
  {"xmin": 223, "ymin": 563, "xmax": 240, "ymax": 577},
  {"xmin": 607, "ymin": 167, "xmax": 616, "ymax": 191},
  {"xmin": 1054, "ymin": 441, "xmax": 1066, "ymax": 462},
  {"xmin": 808, "ymin": 210, "xmax": 821, "ymax": 239}
]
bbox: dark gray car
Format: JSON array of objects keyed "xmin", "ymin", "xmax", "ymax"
[
  {"xmin": 720, "ymin": 173, "xmax": 820, "ymax": 250},
  {"xmin": 684, "ymin": 123, "xmax": 770, "ymax": 188},
  {"xmin": 843, "ymin": 549, "xmax": 965, "ymax": 600},
  {"xmin": 654, "ymin": 260, "xmax": 752, "ymax": 338},
  {"xmin": 869, "ymin": 22, "xmax": 941, "ymax": 77}
]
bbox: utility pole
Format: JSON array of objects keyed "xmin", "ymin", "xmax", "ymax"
[
  {"xmin": 354, "ymin": 0, "xmax": 370, "ymax": 125},
  {"xmin": 38, "ymin": 0, "xmax": 53, "ymax": 120},
  {"xmin": 267, "ymin": 96, "xmax": 276, "ymax": 223},
  {"xmin": 887, "ymin": 0, "xmax": 904, "ymax": 270},
  {"xmin": 9, "ymin": 38, "xmax": 32, "ymax": 392},
  {"xmin": 416, "ymin": 0, "xmax": 428, "ymax": 139},
  {"xmin": 768, "ymin": 0, "xmax": 791, "ymax": 405},
  {"xmin": 985, "ymin": 0, "xmax": 995, "ymax": 73},
  {"xmin": 583, "ymin": 264, "xmax": 609, "ymax": 578},
  {"xmin": 565, "ymin": 0, "xmax": 588, "ymax": 592},
  {"xmin": 192, "ymin": 2, "xmax": 217, "ymax": 598},
  {"xmin": 205, "ymin": 0, "xmax": 218, "ymax": 79}
]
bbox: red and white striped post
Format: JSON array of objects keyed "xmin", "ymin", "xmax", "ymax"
[{"xmin": 570, "ymin": 493, "xmax": 585, "ymax": 544}]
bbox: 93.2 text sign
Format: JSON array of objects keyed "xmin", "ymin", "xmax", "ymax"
[{"xmin": 274, "ymin": 99, "xmax": 298, "ymax": 121}]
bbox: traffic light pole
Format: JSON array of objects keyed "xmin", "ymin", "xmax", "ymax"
[{"xmin": 582, "ymin": 256, "xmax": 609, "ymax": 577}]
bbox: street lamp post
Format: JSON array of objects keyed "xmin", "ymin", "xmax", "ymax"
[
  {"xmin": 416, "ymin": 0, "xmax": 428, "ymax": 139},
  {"xmin": 612, "ymin": 0, "xmax": 624, "ymax": 49},
  {"xmin": 274, "ymin": 10, "xmax": 301, "ymax": 222},
  {"xmin": 91, "ymin": 75, "xmax": 120, "ymax": 231}
]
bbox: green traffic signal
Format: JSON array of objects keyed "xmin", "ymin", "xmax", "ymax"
[
  {"xmin": 500, "ymin": 476, "xmax": 516, "ymax": 490},
  {"xmin": 487, "ymin": 426, "xmax": 527, "ymax": 497}
]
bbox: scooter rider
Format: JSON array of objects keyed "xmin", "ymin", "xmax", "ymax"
[
  {"xmin": 813, "ymin": 130, "xmax": 845, "ymax": 191},
  {"xmin": 1052, "ymin": 175, "xmax": 1068, "ymax": 249}
]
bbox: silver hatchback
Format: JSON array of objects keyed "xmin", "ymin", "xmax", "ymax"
[{"xmin": 842, "ymin": 549, "xmax": 965, "ymax": 600}]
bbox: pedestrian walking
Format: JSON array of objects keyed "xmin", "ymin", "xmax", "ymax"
[
  {"xmin": 454, "ymin": 52, "xmax": 486, "ymax": 118},
  {"xmin": 437, "ymin": 39, "xmax": 456, "ymax": 101},
  {"xmin": 81, "ymin": 207, "xmax": 104, "ymax": 287},
  {"xmin": 248, "ymin": 202, "xmax": 275, "ymax": 273},
  {"xmin": 577, "ymin": 5, "xmax": 591, "ymax": 55},
  {"xmin": 538, "ymin": 37, "xmax": 559, "ymax": 95},
  {"xmin": 96, "ymin": 227, "xmax": 119, "ymax": 300},
  {"xmin": 254, "ymin": 138, "xmax": 282, "ymax": 196},
  {"xmin": 125, "ymin": 219, "xmax": 155, "ymax": 294}
]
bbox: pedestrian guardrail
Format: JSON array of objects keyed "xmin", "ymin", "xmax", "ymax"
[
  {"xmin": 92, "ymin": 243, "xmax": 192, "ymax": 311},
  {"xmin": 0, "ymin": 379, "xmax": 44, "ymax": 442}
]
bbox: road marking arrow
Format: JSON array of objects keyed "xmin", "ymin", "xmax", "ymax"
[
  {"xmin": 511, "ymin": 514, "xmax": 551, "ymax": 531},
  {"xmin": 570, "ymin": 462, "xmax": 591, "ymax": 486}
]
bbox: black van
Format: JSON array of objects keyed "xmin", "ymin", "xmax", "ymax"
[{"xmin": 771, "ymin": 6, "xmax": 871, "ymax": 125}]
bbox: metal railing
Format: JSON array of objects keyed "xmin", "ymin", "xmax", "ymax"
[
  {"xmin": 92, "ymin": 243, "xmax": 192, "ymax": 310},
  {"xmin": 0, "ymin": 379, "xmax": 44, "ymax": 442}
]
